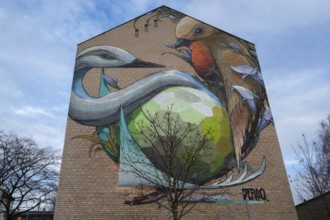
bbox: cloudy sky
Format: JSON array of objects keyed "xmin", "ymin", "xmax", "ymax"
[{"xmin": 0, "ymin": 0, "xmax": 329, "ymax": 203}]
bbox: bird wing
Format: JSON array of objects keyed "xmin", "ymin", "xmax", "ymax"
[
  {"xmin": 229, "ymin": 92, "xmax": 251, "ymax": 168},
  {"xmin": 174, "ymin": 17, "xmax": 270, "ymax": 168},
  {"xmin": 207, "ymin": 37, "xmax": 265, "ymax": 168}
]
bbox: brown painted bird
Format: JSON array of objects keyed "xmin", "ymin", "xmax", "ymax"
[
  {"xmin": 177, "ymin": 40, "xmax": 221, "ymax": 82},
  {"xmin": 174, "ymin": 16, "xmax": 269, "ymax": 168},
  {"xmin": 174, "ymin": 25, "xmax": 228, "ymax": 107}
]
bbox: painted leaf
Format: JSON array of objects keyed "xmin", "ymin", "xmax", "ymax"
[{"xmin": 228, "ymin": 42, "xmax": 241, "ymax": 53}]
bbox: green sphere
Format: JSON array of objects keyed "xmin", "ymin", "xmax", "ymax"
[{"xmin": 126, "ymin": 87, "xmax": 234, "ymax": 183}]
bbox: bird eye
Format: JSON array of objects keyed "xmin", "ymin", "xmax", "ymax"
[
  {"xmin": 195, "ymin": 28, "xmax": 204, "ymax": 34},
  {"xmin": 101, "ymin": 54, "xmax": 114, "ymax": 60}
]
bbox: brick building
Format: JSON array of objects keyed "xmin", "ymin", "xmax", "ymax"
[
  {"xmin": 16, "ymin": 211, "xmax": 54, "ymax": 220},
  {"xmin": 296, "ymin": 192, "xmax": 330, "ymax": 220},
  {"xmin": 54, "ymin": 5, "xmax": 298, "ymax": 219}
]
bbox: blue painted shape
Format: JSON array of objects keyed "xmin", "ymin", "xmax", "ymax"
[
  {"xmin": 99, "ymin": 68, "xmax": 111, "ymax": 97},
  {"xmin": 118, "ymin": 107, "xmax": 163, "ymax": 186},
  {"xmin": 72, "ymin": 68, "xmax": 91, "ymax": 99},
  {"xmin": 184, "ymin": 199, "xmax": 264, "ymax": 205},
  {"xmin": 97, "ymin": 68, "xmax": 115, "ymax": 159}
]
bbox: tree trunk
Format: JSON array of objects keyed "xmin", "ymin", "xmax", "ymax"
[
  {"xmin": 172, "ymin": 203, "xmax": 180, "ymax": 220},
  {"xmin": 5, "ymin": 199, "xmax": 11, "ymax": 220},
  {"xmin": 5, "ymin": 209, "xmax": 10, "ymax": 220},
  {"xmin": 322, "ymin": 196, "xmax": 330, "ymax": 217}
]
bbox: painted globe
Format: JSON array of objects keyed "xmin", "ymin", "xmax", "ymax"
[{"xmin": 125, "ymin": 86, "xmax": 234, "ymax": 183}]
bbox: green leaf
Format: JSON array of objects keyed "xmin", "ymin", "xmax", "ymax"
[{"xmin": 72, "ymin": 135, "xmax": 99, "ymax": 143}]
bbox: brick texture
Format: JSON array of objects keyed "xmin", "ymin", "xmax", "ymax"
[{"xmin": 54, "ymin": 9, "xmax": 298, "ymax": 220}]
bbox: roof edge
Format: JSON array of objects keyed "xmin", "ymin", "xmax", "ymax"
[
  {"xmin": 77, "ymin": 5, "xmax": 167, "ymax": 45},
  {"xmin": 78, "ymin": 5, "xmax": 254, "ymax": 46},
  {"xmin": 295, "ymin": 191, "xmax": 330, "ymax": 207}
]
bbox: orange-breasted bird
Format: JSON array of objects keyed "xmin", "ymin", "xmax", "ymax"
[
  {"xmin": 176, "ymin": 39, "xmax": 222, "ymax": 83},
  {"xmin": 174, "ymin": 16, "xmax": 269, "ymax": 168},
  {"xmin": 174, "ymin": 26, "xmax": 228, "ymax": 107}
]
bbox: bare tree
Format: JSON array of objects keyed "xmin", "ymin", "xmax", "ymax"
[
  {"xmin": 0, "ymin": 131, "xmax": 59, "ymax": 220},
  {"xmin": 120, "ymin": 108, "xmax": 228, "ymax": 220},
  {"xmin": 319, "ymin": 115, "xmax": 330, "ymax": 180},
  {"xmin": 292, "ymin": 114, "xmax": 330, "ymax": 216}
]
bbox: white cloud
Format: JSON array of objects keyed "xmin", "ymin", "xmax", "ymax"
[
  {"xmin": 0, "ymin": 71, "xmax": 25, "ymax": 99},
  {"xmin": 12, "ymin": 106, "xmax": 55, "ymax": 118},
  {"xmin": 173, "ymin": 0, "xmax": 330, "ymax": 38},
  {"xmin": 1, "ymin": 104, "xmax": 67, "ymax": 152},
  {"xmin": 29, "ymin": 122, "xmax": 65, "ymax": 149},
  {"xmin": 1, "ymin": 116, "xmax": 65, "ymax": 151},
  {"xmin": 264, "ymin": 67, "xmax": 330, "ymax": 162},
  {"xmin": 284, "ymin": 159, "xmax": 299, "ymax": 166},
  {"xmin": 0, "ymin": 0, "xmax": 103, "ymax": 151}
]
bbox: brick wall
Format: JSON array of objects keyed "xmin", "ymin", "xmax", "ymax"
[{"xmin": 54, "ymin": 8, "xmax": 298, "ymax": 220}]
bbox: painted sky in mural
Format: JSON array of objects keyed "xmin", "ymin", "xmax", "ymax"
[{"xmin": 69, "ymin": 8, "xmax": 271, "ymax": 192}]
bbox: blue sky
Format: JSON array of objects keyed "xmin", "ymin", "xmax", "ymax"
[{"xmin": 0, "ymin": 0, "xmax": 329, "ymax": 203}]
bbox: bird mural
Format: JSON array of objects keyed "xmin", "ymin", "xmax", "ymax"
[
  {"xmin": 172, "ymin": 16, "xmax": 273, "ymax": 168},
  {"xmin": 69, "ymin": 45, "xmax": 267, "ymax": 190}
]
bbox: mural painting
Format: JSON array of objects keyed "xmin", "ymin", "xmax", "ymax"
[{"xmin": 68, "ymin": 8, "xmax": 273, "ymax": 205}]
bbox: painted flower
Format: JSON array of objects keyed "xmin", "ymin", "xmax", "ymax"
[{"xmin": 104, "ymin": 75, "xmax": 119, "ymax": 89}]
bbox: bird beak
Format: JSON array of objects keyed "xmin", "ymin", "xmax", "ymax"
[
  {"xmin": 122, "ymin": 59, "xmax": 165, "ymax": 68},
  {"xmin": 175, "ymin": 38, "xmax": 191, "ymax": 48}
]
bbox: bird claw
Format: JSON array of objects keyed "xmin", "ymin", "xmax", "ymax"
[{"xmin": 200, "ymin": 157, "xmax": 266, "ymax": 189}]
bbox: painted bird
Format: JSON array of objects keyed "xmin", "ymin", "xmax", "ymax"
[
  {"xmin": 70, "ymin": 45, "xmax": 166, "ymax": 125},
  {"xmin": 176, "ymin": 39, "xmax": 221, "ymax": 83},
  {"xmin": 175, "ymin": 39, "xmax": 228, "ymax": 106},
  {"xmin": 174, "ymin": 16, "xmax": 271, "ymax": 168}
]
